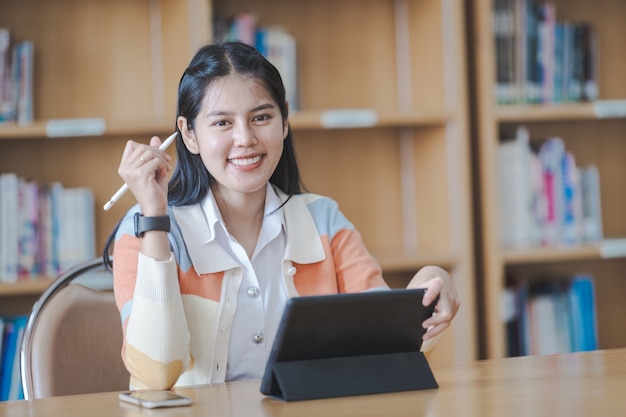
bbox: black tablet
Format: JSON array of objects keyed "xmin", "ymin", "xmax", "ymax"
[{"xmin": 260, "ymin": 288, "xmax": 439, "ymax": 401}]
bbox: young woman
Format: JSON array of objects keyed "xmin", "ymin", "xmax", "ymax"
[{"xmin": 104, "ymin": 41, "xmax": 460, "ymax": 390}]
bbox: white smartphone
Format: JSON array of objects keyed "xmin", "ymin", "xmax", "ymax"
[{"xmin": 118, "ymin": 390, "xmax": 193, "ymax": 408}]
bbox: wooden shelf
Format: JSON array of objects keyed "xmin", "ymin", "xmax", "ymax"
[
  {"xmin": 0, "ymin": 279, "xmax": 53, "ymax": 297},
  {"xmin": 0, "ymin": 119, "xmax": 174, "ymax": 140},
  {"xmin": 290, "ymin": 110, "xmax": 453, "ymax": 130},
  {"xmin": 497, "ymin": 101, "xmax": 626, "ymax": 123},
  {"xmin": 503, "ymin": 239, "xmax": 626, "ymax": 265}
]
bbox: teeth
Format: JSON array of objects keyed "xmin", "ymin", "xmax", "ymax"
[{"xmin": 229, "ymin": 155, "xmax": 262, "ymax": 166}]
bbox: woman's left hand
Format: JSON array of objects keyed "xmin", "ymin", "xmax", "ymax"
[{"xmin": 407, "ymin": 265, "xmax": 460, "ymax": 341}]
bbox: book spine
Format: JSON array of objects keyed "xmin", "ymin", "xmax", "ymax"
[
  {"xmin": 13, "ymin": 40, "xmax": 34, "ymax": 124},
  {"xmin": 579, "ymin": 165, "xmax": 603, "ymax": 242},
  {"xmin": 0, "ymin": 28, "xmax": 15, "ymax": 123}
]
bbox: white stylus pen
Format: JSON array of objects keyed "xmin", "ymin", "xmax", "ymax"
[{"xmin": 103, "ymin": 132, "xmax": 177, "ymax": 211}]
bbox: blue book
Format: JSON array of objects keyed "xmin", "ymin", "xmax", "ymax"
[
  {"xmin": 0, "ymin": 319, "xmax": 17, "ymax": 401},
  {"xmin": 0, "ymin": 315, "xmax": 27, "ymax": 401},
  {"xmin": 568, "ymin": 275, "xmax": 598, "ymax": 352}
]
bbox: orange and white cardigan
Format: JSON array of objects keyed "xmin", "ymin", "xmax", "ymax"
[{"xmin": 113, "ymin": 190, "xmax": 392, "ymax": 390}]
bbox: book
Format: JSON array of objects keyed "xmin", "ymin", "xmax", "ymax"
[
  {"xmin": 0, "ymin": 315, "xmax": 27, "ymax": 401},
  {"xmin": 256, "ymin": 26, "xmax": 298, "ymax": 111},
  {"xmin": 560, "ymin": 151, "xmax": 580, "ymax": 245},
  {"xmin": 57, "ymin": 187, "xmax": 96, "ymax": 273},
  {"xmin": 536, "ymin": 1, "xmax": 556, "ymax": 103},
  {"xmin": 0, "ymin": 28, "xmax": 15, "ymax": 122},
  {"xmin": 0, "ymin": 173, "xmax": 20, "ymax": 283},
  {"xmin": 538, "ymin": 137, "xmax": 566, "ymax": 245},
  {"xmin": 504, "ymin": 274, "xmax": 598, "ymax": 357},
  {"xmin": 528, "ymin": 282, "xmax": 561, "ymax": 355},
  {"xmin": 18, "ymin": 178, "xmax": 40, "ymax": 277},
  {"xmin": 13, "ymin": 40, "xmax": 34, "ymax": 125},
  {"xmin": 568, "ymin": 275, "xmax": 598, "ymax": 351},
  {"xmin": 493, "ymin": 1, "xmax": 597, "ymax": 104},
  {"xmin": 498, "ymin": 126, "xmax": 543, "ymax": 247},
  {"xmin": 579, "ymin": 165, "xmax": 603, "ymax": 243},
  {"xmin": 494, "ymin": 0, "xmax": 516, "ymax": 103},
  {"xmin": 229, "ymin": 13, "xmax": 257, "ymax": 47},
  {"xmin": 522, "ymin": 0, "xmax": 541, "ymax": 103},
  {"xmin": 215, "ymin": 12, "xmax": 299, "ymax": 112},
  {"xmin": 580, "ymin": 23, "xmax": 598, "ymax": 101}
]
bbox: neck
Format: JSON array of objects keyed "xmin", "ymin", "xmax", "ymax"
[
  {"xmin": 212, "ymin": 185, "xmax": 266, "ymax": 258},
  {"xmin": 212, "ymin": 185, "xmax": 266, "ymax": 223}
]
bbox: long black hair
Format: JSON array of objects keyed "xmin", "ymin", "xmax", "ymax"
[{"xmin": 103, "ymin": 41, "xmax": 302, "ymax": 267}]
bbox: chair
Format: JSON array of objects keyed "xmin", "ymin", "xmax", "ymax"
[{"xmin": 20, "ymin": 258, "xmax": 130, "ymax": 399}]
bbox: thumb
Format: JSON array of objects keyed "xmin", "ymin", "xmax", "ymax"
[{"xmin": 149, "ymin": 135, "xmax": 163, "ymax": 148}]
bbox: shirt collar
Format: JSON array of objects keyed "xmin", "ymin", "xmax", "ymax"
[
  {"xmin": 199, "ymin": 184, "xmax": 285, "ymax": 245},
  {"xmin": 172, "ymin": 185, "xmax": 326, "ymax": 273}
]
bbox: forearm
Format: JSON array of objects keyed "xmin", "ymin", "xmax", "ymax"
[{"xmin": 115, "ymin": 244, "xmax": 191, "ymax": 389}]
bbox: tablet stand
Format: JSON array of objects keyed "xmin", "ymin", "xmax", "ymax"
[{"xmin": 265, "ymin": 350, "xmax": 438, "ymax": 402}]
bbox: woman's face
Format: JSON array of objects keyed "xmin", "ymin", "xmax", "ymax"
[{"xmin": 180, "ymin": 74, "xmax": 288, "ymax": 198}]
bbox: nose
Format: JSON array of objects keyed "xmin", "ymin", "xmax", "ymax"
[{"xmin": 233, "ymin": 122, "xmax": 257, "ymax": 147}]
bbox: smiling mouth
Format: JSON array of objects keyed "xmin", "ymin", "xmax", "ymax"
[{"xmin": 229, "ymin": 155, "xmax": 263, "ymax": 166}]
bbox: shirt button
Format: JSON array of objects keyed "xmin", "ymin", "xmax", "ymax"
[
  {"xmin": 287, "ymin": 266, "xmax": 297, "ymax": 276},
  {"xmin": 247, "ymin": 286, "xmax": 261, "ymax": 298},
  {"xmin": 253, "ymin": 331, "xmax": 264, "ymax": 344}
]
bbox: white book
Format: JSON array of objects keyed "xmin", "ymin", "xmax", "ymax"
[
  {"xmin": 57, "ymin": 187, "xmax": 96, "ymax": 272},
  {"xmin": 498, "ymin": 126, "xmax": 536, "ymax": 248},
  {"xmin": 579, "ymin": 165, "xmax": 603, "ymax": 242},
  {"xmin": 529, "ymin": 293, "xmax": 560, "ymax": 355},
  {"xmin": 0, "ymin": 173, "xmax": 20, "ymax": 282},
  {"xmin": 264, "ymin": 27, "xmax": 298, "ymax": 112},
  {"xmin": 17, "ymin": 178, "xmax": 39, "ymax": 277}
]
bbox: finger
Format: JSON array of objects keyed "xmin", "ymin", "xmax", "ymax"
[
  {"xmin": 422, "ymin": 305, "xmax": 453, "ymax": 329},
  {"xmin": 421, "ymin": 277, "xmax": 444, "ymax": 307},
  {"xmin": 149, "ymin": 135, "xmax": 163, "ymax": 148},
  {"xmin": 136, "ymin": 146, "xmax": 171, "ymax": 167},
  {"xmin": 423, "ymin": 321, "xmax": 450, "ymax": 340},
  {"xmin": 120, "ymin": 140, "xmax": 141, "ymax": 163}
]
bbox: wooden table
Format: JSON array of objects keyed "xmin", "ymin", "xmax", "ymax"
[{"xmin": 2, "ymin": 348, "xmax": 626, "ymax": 416}]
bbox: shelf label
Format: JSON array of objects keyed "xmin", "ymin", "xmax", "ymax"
[
  {"xmin": 592, "ymin": 100, "xmax": 626, "ymax": 119},
  {"xmin": 320, "ymin": 109, "xmax": 378, "ymax": 128},
  {"xmin": 46, "ymin": 118, "xmax": 106, "ymax": 137},
  {"xmin": 600, "ymin": 238, "xmax": 626, "ymax": 259}
]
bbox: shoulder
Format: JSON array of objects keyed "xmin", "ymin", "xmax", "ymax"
[{"xmin": 287, "ymin": 193, "xmax": 355, "ymax": 236}]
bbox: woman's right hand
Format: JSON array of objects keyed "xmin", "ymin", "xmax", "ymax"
[{"xmin": 118, "ymin": 136, "xmax": 172, "ymax": 216}]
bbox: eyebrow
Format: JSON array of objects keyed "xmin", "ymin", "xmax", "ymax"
[{"xmin": 206, "ymin": 103, "xmax": 276, "ymax": 117}]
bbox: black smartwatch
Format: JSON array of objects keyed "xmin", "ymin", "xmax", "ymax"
[{"xmin": 134, "ymin": 212, "xmax": 171, "ymax": 237}]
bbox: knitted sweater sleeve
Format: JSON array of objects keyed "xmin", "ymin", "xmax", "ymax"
[{"xmin": 113, "ymin": 216, "xmax": 191, "ymax": 390}]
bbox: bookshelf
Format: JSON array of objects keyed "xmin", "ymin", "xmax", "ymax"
[
  {"xmin": 470, "ymin": 0, "xmax": 626, "ymax": 359},
  {"xmin": 0, "ymin": 0, "xmax": 210, "ymax": 313},
  {"xmin": 0, "ymin": 0, "xmax": 477, "ymax": 367}
]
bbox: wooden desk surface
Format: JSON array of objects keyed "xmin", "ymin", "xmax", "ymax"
[{"xmin": 2, "ymin": 348, "xmax": 626, "ymax": 416}]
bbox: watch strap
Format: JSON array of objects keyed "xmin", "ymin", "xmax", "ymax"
[{"xmin": 134, "ymin": 212, "xmax": 171, "ymax": 237}]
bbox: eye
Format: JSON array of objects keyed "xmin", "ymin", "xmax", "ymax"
[
  {"xmin": 253, "ymin": 113, "xmax": 271, "ymax": 123},
  {"xmin": 212, "ymin": 119, "xmax": 231, "ymax": 128}
]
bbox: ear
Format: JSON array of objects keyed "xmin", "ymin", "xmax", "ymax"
[{"xmin": 178, "ymin": 116, "xmax": 200, "ymax": 154}]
